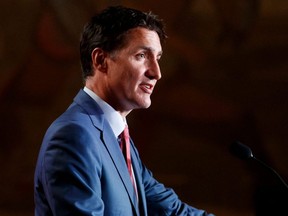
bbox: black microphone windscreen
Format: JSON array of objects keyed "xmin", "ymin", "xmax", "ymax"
[{"xmin": 230, "ymin": 141, "xmax": 253, "ymax": 160}]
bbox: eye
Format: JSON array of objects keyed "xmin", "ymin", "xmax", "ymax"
[{"xmin": 136, "ymin": 53, "xmax": 146, "ymax": 60}]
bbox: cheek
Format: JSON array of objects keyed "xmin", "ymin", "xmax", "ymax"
[
  {"xmin": 117, "ymin": 62, "xmax": 144, "ymax": 91},
  {"xmin": 125, "ymin": 69, "xmax": 141, "ymax": 87}
]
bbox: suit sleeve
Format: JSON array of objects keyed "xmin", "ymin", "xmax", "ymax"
[
  {"xmin": 131, "ymin": 143, "xmax": 215, "ymax": 216},
  {"xmin": 39, "ymin": 122, "xmax": 104, "ymax": 215}
]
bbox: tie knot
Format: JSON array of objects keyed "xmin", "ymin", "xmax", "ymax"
[{"xmin": 122, "ymin": 125, "xmax": 129, "ymax": 139}]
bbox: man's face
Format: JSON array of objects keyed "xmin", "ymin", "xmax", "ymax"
[{"xmin": 105, "ymin": 27, "xmax": 162, "ymax": 114}]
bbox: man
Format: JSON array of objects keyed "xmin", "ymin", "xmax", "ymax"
[{"xmin": 34, "ymin": 6, "xmax": 214, "ymax": 216}]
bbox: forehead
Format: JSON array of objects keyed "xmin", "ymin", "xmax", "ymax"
[{"xmin": 122, "ymin": 27, "xmax": 162, "ymax": 53}]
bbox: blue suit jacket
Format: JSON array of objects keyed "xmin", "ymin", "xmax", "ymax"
[{"xmin": 34, "ymin": 90, "xmax": 212, "ymax": 216}]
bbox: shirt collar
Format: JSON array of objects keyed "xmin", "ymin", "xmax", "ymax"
[{"xmin": 83, "ymin": 87, "xmax": 126, "ymax": 137}]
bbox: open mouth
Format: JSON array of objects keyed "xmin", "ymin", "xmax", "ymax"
[{"xmin": 140, "ymin": 83, "xmax": 153, "ymax": 94}]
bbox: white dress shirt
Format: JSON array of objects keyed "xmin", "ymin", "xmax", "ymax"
[{"xmin": 83, "ymin": 87, "xmax": 126, "ymax": 138}]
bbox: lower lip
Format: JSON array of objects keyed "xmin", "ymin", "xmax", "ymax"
[{"xmin": 139, "ymin": 85, "xmax": 153, "ymax": 94}]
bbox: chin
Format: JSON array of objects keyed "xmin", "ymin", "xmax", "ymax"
[
  {"xmin": 130, "ymin": 96, "xmax": 152, "ymax": 110},
  {"xmin": 142, "ymin": 101, "xmax": 151, "ymax": 109},
  {"xmin": 135, "ymin": 100, "xmax": 151, "ymax": 109}
]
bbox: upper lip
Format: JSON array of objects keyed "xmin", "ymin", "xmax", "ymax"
[
  {"xmin": 140, "ymin": 82, "xmax": 155, "ymax": 92},
  {"xmin": 144, "ymin": 83, "xmax": 153, "ymax": 89}
]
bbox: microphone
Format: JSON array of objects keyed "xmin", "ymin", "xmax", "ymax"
[{"xmin": 230, "ymin": 141, "xmax": 288, "ymax": 190}]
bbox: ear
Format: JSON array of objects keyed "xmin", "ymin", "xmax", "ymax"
[{"xmin": 91, "ymin": 48, "xmax": 108, "ymax": 72}]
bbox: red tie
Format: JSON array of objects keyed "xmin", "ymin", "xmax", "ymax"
[{"xmin": 120, "ymin": 125, "xmax": 138, "ymax": 199}]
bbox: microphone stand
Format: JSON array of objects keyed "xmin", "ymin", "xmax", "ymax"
[
  {"xmin": 252, "ymin": 156, "xmax": 288, "ymax": 190},
  {"xmin": 230, "ymin": 141, "xmax": 288, "ymax": 191}
]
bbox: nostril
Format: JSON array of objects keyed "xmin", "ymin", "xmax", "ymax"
[{"xmin": 144, "ymin": 71, "xmax": 155, "ymax": 80}]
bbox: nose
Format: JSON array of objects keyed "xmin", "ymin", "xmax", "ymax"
[{"xmin": 145, "ymin": 59, "xmax": 162, "ymax": 80}]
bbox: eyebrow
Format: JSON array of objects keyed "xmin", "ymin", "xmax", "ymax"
[{"xmin": 138, "ymin": 46, "xmax": 163, "ymax": 57}]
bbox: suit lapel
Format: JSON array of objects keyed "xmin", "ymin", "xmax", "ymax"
[
  {"xmin": 130, "ymin": 141, "xmax": 147, "ymax": 216},
  {"xmin": 101, "ymin": 122, "xmax": 139, "ymax": 214},
  {"xmin": 74, "ymin": 90, "xmax": 140, "ymax": 215}
]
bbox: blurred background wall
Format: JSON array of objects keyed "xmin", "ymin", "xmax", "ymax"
[{"xmin": 0, "ymin": 0, "xmax": 288, "ymax": 215}]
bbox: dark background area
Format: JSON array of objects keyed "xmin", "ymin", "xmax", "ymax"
[{"xmin": 1, "ymin": 0, "xmax": 288, "ymax": 215}]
